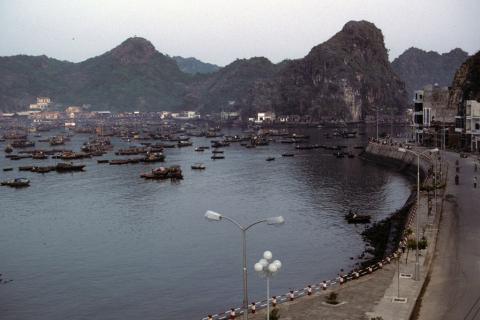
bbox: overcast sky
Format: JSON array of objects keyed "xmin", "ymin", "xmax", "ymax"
[{"xmin": 1, "ymin": 0, "xmax": 479, "ymax": 67}]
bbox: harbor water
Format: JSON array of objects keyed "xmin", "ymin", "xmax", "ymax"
[{"xmin": 0, "ymin": 124, "xmax": 412, "ymax": 319}]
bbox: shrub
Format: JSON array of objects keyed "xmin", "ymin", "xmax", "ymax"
[{"xmin": 325, "ymin": 292, "xmax": 339, "ymax": 305}]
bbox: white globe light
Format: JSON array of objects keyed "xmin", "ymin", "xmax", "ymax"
[
  {"xmin": 273, "ymin": 260, "xmax": 282, "ymax": 269},
  {"xmin": 268, "ymin": 264, "xmax": 277, "ymax": 273},
  {"xmin": 254, "ymin": 263, "xmax": 263, "ymax": 272},
  {"xmin": 263, "ymin": 251, "xmax": 272, "ymax": 260},
  {"xmin": 259, "ymin": 259, "xmax": 268, "ymax": 268}
]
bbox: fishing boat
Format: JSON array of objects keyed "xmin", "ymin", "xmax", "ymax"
[
  {"xmin": 4, "ymin": 145, "xmax": 13, "ymax": 153},
  {"xmin": 266, "ymin": 157, "xmax": 275, "ymax": 161},
  {"xmin": 282, "ymin": 153, "xmax": 294, "ymax": 157},
  {"xmin": 345, "ymin": 213, "xmax": 371, "ymax": 223},
  {"xmin": 139, "ymin": 152, "xmax": 166, "ymax": 162},
  {"xmin": 55, "ymin": 163, "xmax": 86, "ymax": 171},
  {"xmin": 12, "ymin": 140, "xmax": 35, "ymax": 148},
  {"xmin": 211, "ymin": 155, "xmax": 225, "ymax": 159},
  {"xmin": 1, "ymin": 178, "xmax": 30, "ymax": 187},
  {"xmin": 141, "ymin": 165, "xmax": 183, "ymax": 179},
  {"xmin": 191, "ymin": 163, "xmax": 206, "ymax": 170}
]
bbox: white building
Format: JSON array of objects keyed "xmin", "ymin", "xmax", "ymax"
[
  {"xmin": 256, "ymin": 112, "xmax": 275, "ymax": 123},
  {"xmin": 466, "ymin": 100, "xmax": 480, "ymax": 152}
]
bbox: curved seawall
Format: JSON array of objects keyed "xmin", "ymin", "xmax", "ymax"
[{"xmin": 360, "ymin": 142, "xmax": 434, "ymax": 182}]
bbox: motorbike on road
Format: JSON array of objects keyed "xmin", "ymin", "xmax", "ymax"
[{"xmin": 455, "ymin": 174, "xmax": 459, "ymax": 185}]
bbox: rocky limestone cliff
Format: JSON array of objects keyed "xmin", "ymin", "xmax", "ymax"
[
  {"xmin": 392, "ymin": 47, "xmax": 469, "ymax": 103},
  {"xmin": 243, "ymin": 21, "xmax": 408, "ymax": 121},
  {"xmin": 448, "ymin": 50, "xmax": 480, "ymax": 112}
]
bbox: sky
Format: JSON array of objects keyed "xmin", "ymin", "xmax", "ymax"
[{"xmin": 1, "ymin": 0, "xmax": 479, "ymax": 67}]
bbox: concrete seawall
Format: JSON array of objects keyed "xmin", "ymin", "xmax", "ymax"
[{"xmin": 360, "ymin": 142, "xmax": 434, "ymax": 183}]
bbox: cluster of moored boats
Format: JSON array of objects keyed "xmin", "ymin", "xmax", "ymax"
[{"xmin": 2, "ymin": 123, "xmax": 367, "ymax": 188}]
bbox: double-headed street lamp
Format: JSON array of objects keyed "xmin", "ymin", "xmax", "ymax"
[
  {"xmin": 205, "ymin": 211, "xmax": 285, "ymax": 320},
  {"xmin": 398, "ymin": 147, "xmax": 438, "ymax": 280},
  {"xmin": 254, "ymin": 251, "xmax": 281, "ymax": 320}
]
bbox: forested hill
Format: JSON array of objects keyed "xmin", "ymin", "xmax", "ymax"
[
  {"xmin": 391, "ymin": 47, "xmax": 469, "ymax": 103},
  {"xmin": 0, "ymin": 37, "xmax": 192, "ymax": 112}
]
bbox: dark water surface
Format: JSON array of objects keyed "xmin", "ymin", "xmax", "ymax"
[{"xmin": 0, "ymin": 124, "xmax": 412, "ymax": 319}]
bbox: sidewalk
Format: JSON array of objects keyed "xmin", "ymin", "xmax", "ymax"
[{"xmin": 247, "ymin": 151, "xmax": 446, "ymax": 320}]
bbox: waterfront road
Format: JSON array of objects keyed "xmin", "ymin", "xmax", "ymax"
[
  {"xmin": 246, "ymin": 149, "xmax": 480, "ymax": 320},
  {"xmin": 413, "ymin": 152, "xmax": 480, "ymax": 320}
]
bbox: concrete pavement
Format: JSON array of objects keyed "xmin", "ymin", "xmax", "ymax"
[{"xmin": 246, "ymin": 149, "xmax": 479, "ymax": 320}]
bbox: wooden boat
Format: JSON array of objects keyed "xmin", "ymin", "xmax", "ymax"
[
  {"xmin": 19, "ymin": 166, "xmax": 35, "ymax": 171},
  {"xmin": 97, "ymin": 159, "xmax": 110, "ymax": 163},
  {"xmin": 32, "ymin": 166, "xmax": 56, "ymax": 173},
  {"xmin": 4, "ymin": 145, "xmax": 14, "ymax": 153},
  {"xmin": 1, "ymin": 178, "xmax": 30, "ymax": 187},
  {"xmin": 266, "ymin": 157, "xmax": 275, "ymax": 161},
  {"xmin": 211, "ymin": 155, "xmax": 225, "ymax": 159},
  {"xmin": 55, "ymin": 163, "xmax": 86, "ymax": 171},
  {"xmin": 212, "ymin": 150, "xmax": 224, "ymax": 153},
  {"xmin": 3, "ymin": 132, "xmax": 28, "ymax": 140},
  {"xmin": 295, "ymin": 145, "xmax": 314, "ymax": 150},
  {"xmin": 177, "ymin": 141, "xmax": 193, "ymax": 147},
  {"xmin": 282, "ymin": 153, "xmax": 294, "ymax": 157},
  {"xmin": 33, "ymin": 152, "xmax": 48, "ymax": 159},
  {"xmin": 3, "ymin": 167, "xmax": 13, "ymax": 171},
  {"xmin": 12, "ymin": 140, "xmax": 35, "ymax": 148},
  {"xmin": 141, "ymin": 165, "xmax": 183, "ymax": 179},
  {"xmin": 191, "ymin": 163, "xmax": 206, "ymax": 170},
  {"xmin": 139, "ymin": 152, "xmax": 166, "ymax": 162},
  {"xmin": 195, "ymin": 148, "xmax": 204, "ymax": 152},
  {"xmin": 345, "ymin": 213, "xmax": 371, "ymax": 223}
]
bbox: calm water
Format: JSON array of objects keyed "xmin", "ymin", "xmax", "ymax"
[{"xmin": 0, "ymin": 124, "xmax": 412, "ymax": 319}]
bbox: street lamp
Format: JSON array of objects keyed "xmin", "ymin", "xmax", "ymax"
[
  {"xmin": 373, "ymin": 108, "xmax": 383, "ymax": 141},
  {"xmin": 398, "ymin": 147, "xmax": 438, "ymax": 280},
  {"xmin": 254, "ymin": 251, "xmax": 281, "ymax": 320},
  {"xmin": 205, "ymin": 211, "xmax": 284, "ymax": 319}
]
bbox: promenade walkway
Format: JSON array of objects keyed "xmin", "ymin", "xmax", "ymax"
[{"xmin": 245, "ymin": 148, "xmax": 478, "ymax": 320}]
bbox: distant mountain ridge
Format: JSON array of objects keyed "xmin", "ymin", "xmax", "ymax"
[
  {"xmin": 391, "ymin": 47, "xmax": 469, "ymax": 103},
  {"xmin": 0, "ymin": 22, "xmax": 470, "ymax": 120},
  {"xmin": 172, "ymin": 56, "xmax": 221, "ymax": 74}
]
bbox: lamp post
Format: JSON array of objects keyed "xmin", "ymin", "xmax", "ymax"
[
  {"xmin": 205, "ymin": 211, "xmax": 284, "ymax": 320},
  {"xmin": 398, "ymin": 147, "xmax": 438, "ymax": 280},
  {"xmin": 374, "ymin": 108, "xmax": 383, "ymax": 141},
  {"xmin": 254, "ymin": 251, "xmax": 281, "ymax": 320}
]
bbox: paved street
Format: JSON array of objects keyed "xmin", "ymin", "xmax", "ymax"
[{"xmin": 413, "ymin": 152, "xmax": 480, "ymax": 320}]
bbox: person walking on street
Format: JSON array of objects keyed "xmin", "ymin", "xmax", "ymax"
[{"xmin": 475, "ymin": 177, "xmax": 477, "ymax": 188}]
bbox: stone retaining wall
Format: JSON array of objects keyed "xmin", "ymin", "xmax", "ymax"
[{"xmin": 360, "ymin": 142, "xmax": 434, "ymax": 182}]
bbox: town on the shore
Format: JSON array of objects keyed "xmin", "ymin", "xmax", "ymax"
[{"xmin": 1, "ymin": 82, "xmax": 479, "ymax": 153}]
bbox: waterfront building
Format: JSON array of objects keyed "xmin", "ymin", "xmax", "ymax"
[
  {"xmin": 466, "ymin": 100, "xmax": 480, "ymax": 152},
  {"xmin": 413, "ymin": 83, "xmax": 456, "ymax": 143}
]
